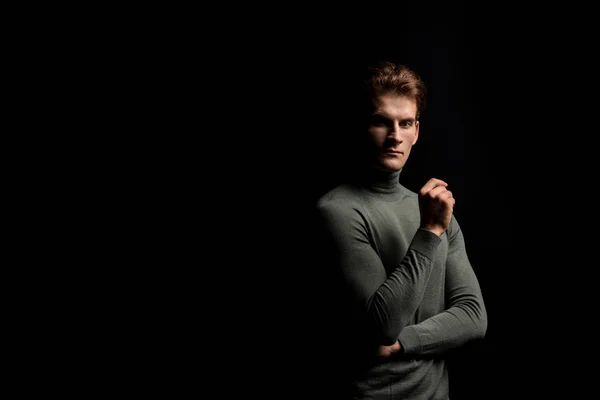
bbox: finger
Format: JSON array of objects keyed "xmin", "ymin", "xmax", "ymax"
[
  {"xmin": 420, "ymin": 178, "xmax": 448, "ymax": 195},
  {"xmin": 427, "ymin": 185, "xmax": 450, "ymax": 198},
  {"xmin": 437, "ymin": 190, "xmax": 454, "ymax": 201},
  {"xmin": 421, "ymin": 178, "xmax": 447, "ymax": 193}
]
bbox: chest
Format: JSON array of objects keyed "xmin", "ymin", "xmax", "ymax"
[{"xmin": 364, "ymin": 200, "xmax": 449, "ymax": 276}]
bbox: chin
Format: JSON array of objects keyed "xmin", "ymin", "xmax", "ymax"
[{"xmin": 376, "ymin": 159, "xmax": 403, "ymax": 172}]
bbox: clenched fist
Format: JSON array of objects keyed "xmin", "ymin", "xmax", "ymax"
[{"xmin": 418, "ymin": 178, "xmax": 455, "ymax": 237}]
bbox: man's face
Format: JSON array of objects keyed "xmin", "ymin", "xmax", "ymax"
[{"xmin": 365, "ymin": 94, "xmax": 420, "ymax": 172}]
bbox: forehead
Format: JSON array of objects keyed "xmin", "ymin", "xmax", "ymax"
[{"xmin": 371, "ymin": 94, "xmax": 418, "ymax": 118}]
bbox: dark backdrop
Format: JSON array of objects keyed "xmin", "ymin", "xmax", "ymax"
[
  {"xmin": 219, "ymin": 20, "xmax": 517, "ymax": 399},
  {"xmin": 230, "ymin": 8, "xmax": 592, "ymax": 399},
  {"xmin": 132, "ymin": 3, "xmax": 597, "ymax": 398},
  {"xmin": 292, "ymin": 30, "xmax": 509, "ymax": 400}
]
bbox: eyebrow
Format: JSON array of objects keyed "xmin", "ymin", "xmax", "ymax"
[{"xmin": 371, "ymin": 113, "xmax": 416, "ymax": 123}]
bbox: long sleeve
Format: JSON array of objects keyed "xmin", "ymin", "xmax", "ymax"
[
  {"xmin": 398, "ymin": 217, "xmax": 488, "ymax": 356},
  {"xmin": 317, "ymin": 201, "xmax": 442, "ymax": 346}
]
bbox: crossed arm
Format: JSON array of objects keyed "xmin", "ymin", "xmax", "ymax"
[
  {"xmin": 318, "ymin": 204, "xmax": 487, "ymax": 358},
  {"xmin": 377, "ymin": 222, "xmax": 487, "ymax": 358}
]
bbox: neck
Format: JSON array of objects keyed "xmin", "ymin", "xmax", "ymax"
[{"xmin": 353, "ymin": 165, "xmax": 403, "ymax": 194}]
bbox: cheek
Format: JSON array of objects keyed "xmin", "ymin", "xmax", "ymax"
[
  {"xmin": 367, "ymin": 128, "xmax": 387, "ymax": 145},
  {"xmin": 402, "ymin": 130, "xmax": 417, "ymax": 143}
]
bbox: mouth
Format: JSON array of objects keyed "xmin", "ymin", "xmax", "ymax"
[{"xmin": 383, "ymin": 150, "xmax": 403, "ymax": 155}]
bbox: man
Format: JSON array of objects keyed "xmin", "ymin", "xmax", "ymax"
[{"xmin": 314, "ymin": 61, "xmax": 487, "ymax": 399}]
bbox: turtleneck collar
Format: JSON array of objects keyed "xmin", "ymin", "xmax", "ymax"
[{"xmin": 353, "ymin": 166, "xmax": 403, "ymax": 195}]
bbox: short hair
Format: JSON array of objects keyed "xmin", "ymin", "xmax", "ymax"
[{"xmin": 361, "ymin": 61, "xmax": 427, "ymax": 120}]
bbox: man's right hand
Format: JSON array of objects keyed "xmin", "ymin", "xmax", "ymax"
[{"xmin": 418, "ymin": 178, "xmax": 455, "ymax": 237}]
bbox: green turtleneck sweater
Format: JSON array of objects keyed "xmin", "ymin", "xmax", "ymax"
[{"xmin": 314, "ymin": 168, "xmax": 487, "ymax": 399}]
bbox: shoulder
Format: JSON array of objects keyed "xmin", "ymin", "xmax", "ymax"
[
  {"xmin": 316, "ymin": 184, "xmax": 362, "ymax": 209},
  {"xmin": 315, "ymin": 184, "xmax": 366, "ymax": 223}
]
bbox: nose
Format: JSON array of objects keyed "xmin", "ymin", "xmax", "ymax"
[{"xmin": 388, "ymin": 122, "xmax": 403, "ymax": 142}]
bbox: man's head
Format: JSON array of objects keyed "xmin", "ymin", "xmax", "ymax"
[{"xmin": 359, "ymin": 62, "xmax": 426, "ymax": 172}]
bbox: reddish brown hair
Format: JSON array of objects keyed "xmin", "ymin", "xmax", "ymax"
[{"xmin": 361, "ymin": 61, "xmax": 427, "ymax": 120}]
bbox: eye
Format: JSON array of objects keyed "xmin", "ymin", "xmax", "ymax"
[
  {"xmin": 400, "ymin": 120, "xmax": 413, "ymax": 128},
  {"xmin": 369, "ymin": 115, "xmax": 389, "ymax": 127}
]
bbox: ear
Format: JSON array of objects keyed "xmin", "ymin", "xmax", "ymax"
[{"xmin": 412, "ymin": 121, "xmax": 420, "ymax": 145}]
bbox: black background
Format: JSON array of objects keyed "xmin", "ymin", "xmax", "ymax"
[
  {"xmin": 125, "ymin": 3, "xmax": 598, "ymax": 398},
  {"xmin": 276, "ymin": 23, "xmax": 511, "ymax": 399}
]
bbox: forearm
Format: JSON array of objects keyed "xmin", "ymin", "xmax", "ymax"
[
  {"xmin": 396, "ymin": 220, "xmax": 488, "ymax": 356},
  {"xmin": 366, "ymin": 229, "xmax": 441, "ymax": 345},
  {"xmin": 317, "ymin": 204, "xmax": 442, "ymax": 346},
  {"xmin": 398, "ymin": 294, "xmax": 487, "ymax": 356}
]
